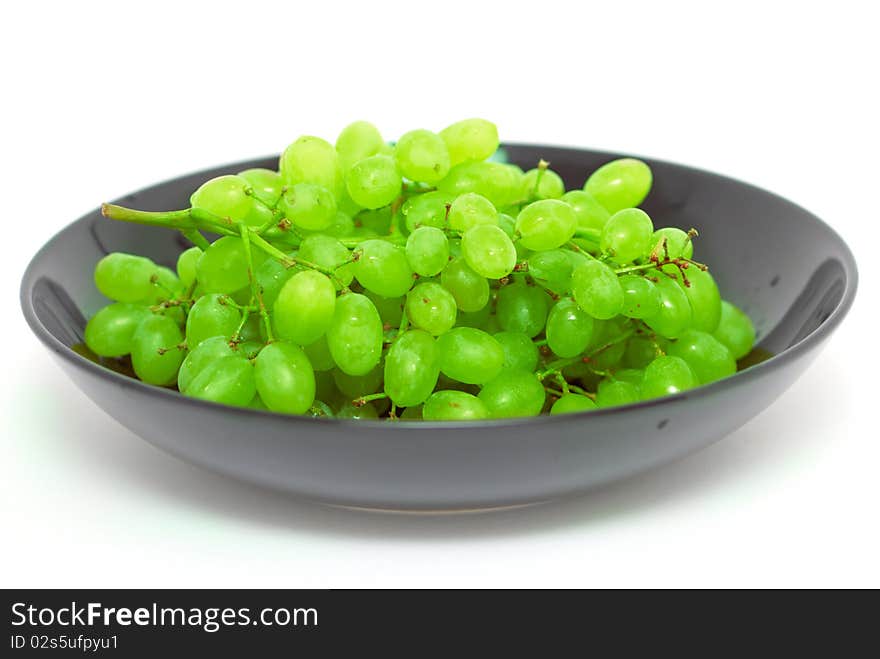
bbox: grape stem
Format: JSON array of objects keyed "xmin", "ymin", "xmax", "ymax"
[
  {"xmin": 247, "ymin": 231, "xmax": 351, "ymax": 291},
  {"xmin": 353, "ymin": 392, "xmax": 388, "ymax": 407},
  {"xmin": 101, "ymin": 204, "xmax": 237, "ymax": 237},
  {"xmin": 239, "ymin": 225, "xmax": 274, "ymax": 342}
]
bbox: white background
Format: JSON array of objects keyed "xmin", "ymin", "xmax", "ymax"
[{"xmin": 2, "ymin": 1, "xmax": 877, "ymax": 588}]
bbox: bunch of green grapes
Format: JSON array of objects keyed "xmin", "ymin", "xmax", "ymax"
[{"xmin": 90, "ymin": 118, "xmax": 757, "ymax": 420}]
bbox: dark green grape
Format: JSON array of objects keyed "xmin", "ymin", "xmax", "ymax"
[
  {"xmin": 131, "ymin": 315, "xmax": 186, "ymax": 386},
  {"xmin": 184, "ymin": 356, "xmax": 256, "ymax": 407},
  {"xmin": 185, "ymin": 294, "xmax": 241, "ymax": 349},
  {"xmin": 643, "ymin": 275, "xmax": 692, "ymax": 338},
  {"xmin": 619, "ymin": 274, "xmax": 661, "ymax": 319},
  {"xmin": 713, "ymin": 301, "xmax": 756, "ymax": 360},
  {"xmin": 176, "ymin": 247, "xmax": 202, "ymax": 288},
  {"xmin": 496, "ymin": 281, "xmax": 549, "ymax": 337},
  {"xmin": 596, "ymin": 378, "xmax": 640, "ymax": 408},
  {"xmin": 255, "ymin": 256, "xmax": 296, "ymax": 309},
  {"xmin": 478, "ymin": 369, "xmax": 545, "ymax": 418},
  {"xmin": 600, "ymin": 208, "xmax": 655, "ymax": 264},
  {"xmin": 384, "ymin": 329, "xmax": 440, "ymax": 407},
  {"xmin": 435, "ymin": 327, "xmax": 504, "ymax": 385},
  {"xmin": 94, "ymin": 253, "xmax": 158, "ymax": 303},
  {"xmin": 641, "ymin": 355, "xmax": 697, "ymax": 400},
  {"xmin": 440, "ymin": 258, "xmax": 490, "ymax": 312},
  {"xmin": 197, "ymin": 236, "xmax": 265, "ymax": 295},
  {"xmin": 494, "ymin": 331, "xmax": 539, "ymax": 372},
  {"xmin": 178, "ymin": 336, "xmax": 239, "ymax": 393},
  {"xmin": 550, "ymin": 394, "xmax": 597, "ymax": 415},
  {"xmin": 326, "ymin": 293, "xmax": 383, "ymax": 376},
  {"xmin": 254, "ymin": 342, "xmax": 316, "ymax": 414},
  {"xmin": 274, "ymin": 270, "xmax": 337, "ymax": 345},
  {"xmin": 405, "ymin": 282, "xmax": 457, "ymax": 336},
  {"xmin": 355, "ymin": 240, "xmax": 414, "ymax": 298},
  {"xmin": 422, "ymin": 391, "xmax": 489, "ymax": 421},
  {"xmin": 304, "ymin": 336, "xmax": 336, "ymax": 372},
  {"xmin": 333, "ymin": 365, "xmax": 383, "ymax": 398},
  {"xmin": 527, "ymin": 249, "xmax": 573, "ymax": 295},
  {"xmin": 365, "ymin": 290, "xmax": 405, "ymax": 328},
  {"xmin": 671, "ymin": 266, "xmax": 722, "ymax": 333},
  {"xmin": 546, "ymin": 298, "xmax": 594, "ymax": 358},
  {"xmin": 298, "ymin": 235, "xmax": 354, "ymax": 289},
  {"xmin": 667, "ymin": 330, "xmax": 736, "ymax": 384}
]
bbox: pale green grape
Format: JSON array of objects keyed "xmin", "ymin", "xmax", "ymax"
[
  {"xmin": 439, "ymin": 118, "xmax": 499, "ymax": 165},
  {"xmin": 652, "ymin": 227, "xmax": 694, "ymax": 259},
  {"xmin": 303, "ymin": 336, "xmax": 336, "ymax": 372},
  {"xmin": 274, "ymin": 270, "xmax": 337, "ymax": 345},
  {"xmin": 238, "ymin": 168, "xmax": 284, "ymax": 207},
  {"xmin": 713, "ymin": 301, "xmax": 756, "ymax": 360},
  {"xmin": 186, "ymin": 293, "xmax": 241, "ymax": 348},
  {"xmin": 619, "ymin": 274, "xmax": 661, "ymax": 319},
  {"xmin": 584, "ymin": 158, "xmax": 653, "ymax": 213},
  {"xmin": 384, "ymin": 329, "xmax": 441, "ymax": 407},
  {"xmin": 448, "ymin": 192, "xmax": 498, "ymax": 232},
  {"xmin": 561, "ymin": 190, "xmax": 611, "ymax": 231},
  {"xmin": 336, "ymin": 121, "xmax": 384, "ymax": 170},
  {"xmin": 255, "ymin": 256, "xmax": 296, "ymax": 308},
  {"xmin": 596, "ymin": 379, "xmax": 641, "ymax": 408},
  {"xmin": 197, "ymin": 236, "xmax": 265, "ymax": 295},
  {"xmin": 395, "ymin": 129, "xmax": 451, "ymax": 184},
  {"xmin": 550, "ymin": 394, "xmax": 597, "ymax": 415},
  {"xmin": 405, "ymin": 227, "xmax": 449, "ymax": 277},
  {"xmin": 94, "ymin": 253, "xmax": 158, "ymax": 303},
  {"xmin": 522, "ymin": 167, "xmax": 565, "ymax": 200},
  {"xmin": 515, "ymin": 200, "xmax": 577, "ymax": 250},
  {"xmin": 570, "ymin": 260, "xmax": 624, "ymax": 320},
  {"xmin": 401, "ymin": 190, "xmax": 455, "ymax": 232},
  {"xmin": 546, "ymin": 298, "xmax": 595, "ymax": 358},
  {"xmin": 461, "ymin": 224, "xmax": 516, "ymax": 279},
  {"xmin": 496, "ymin": 281, "xmax": 549, "ymax": 337},
  {"xmin": 184, "ymin": 356, "xmax": 255, "ymax": 407},
  {"xmin": 190, "ymin": 174, "xmax": 257, "ymax": 223},
  {"xmin": 84, "ymin": 303, "xmax": 149, "ymax": 357},
  {"xmin": 298, "ymin": 235, "xmax": 354, "ymax": 288},
  {"xmin": 279, "ymin": 183, "xmax": 337, "ymax": 231},
  {"xmin": 280, "ymin": 135, "xmax": 343, "ymax": 198},
  {"xmin": 438, "ymin": 161, "xmax": 522, "ymax": 207},
  {"xmin": 435, "ymin": 327, "xmax": 504, "ymax": 384},
  {"xmin": 355, "ymin": 240, "xmax": 414, "ymax": 297},
  {"xmin": 326, "ymin": 293, "xmax": 384, "ymax": 375},
  {"xmin": 178, "ymin": 336, "xmax": 239, "ymax": 393},
  {"xmin": 130, "ymin": 315, "xmax": 185, "ymax": 386},
  {"xmin": 254, "ymin": 342, "xmax": 316, "ymax": 414},
  {"xmin": 405, "ymin": 282, "xmax": 457, "ymax": 336},
  {"xmin": 345, "ymin": 155, "xmax": 402, "ymax": 209},
  {"xmin": 333, "ymin": 365, "xmax": 383, "ymax": 398},
  {"xmin": 478, "ymin": 369, "xmax": 545, "ymax": 418},
  {"xmin": 600, "ymin": 208, "xmax": 655, "ymax": 263},
  {"xmin": 422, "ymin": 391, "xmax": 489, "ymax": 421},
  {"xmin": 176, "ymin": 247, "xmax": 201, "ymax": 288},
  {"xmin": 365, "ymin": 290, "xmax": 405, "ymax": 327}
]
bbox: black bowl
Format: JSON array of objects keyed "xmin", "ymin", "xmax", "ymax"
[{"xmin": 20, "ymin": 145, "xmax": 857, "ymax": 511}]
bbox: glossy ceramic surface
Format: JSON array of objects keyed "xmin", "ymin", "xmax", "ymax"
[{"xmin": 20, "ymin": 145, "xmax": 858, "ymax": 509}]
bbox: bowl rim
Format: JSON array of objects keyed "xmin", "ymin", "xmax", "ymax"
[{"xmin": 20, "ymin": 143, "xmax": 859, "ymax": 432}]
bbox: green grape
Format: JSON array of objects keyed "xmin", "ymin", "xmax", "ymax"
[
  {"xmin": 130, "ymin": 315, "xmax": 185, "ymax": 386},
  {"xmin": 84, "ymin": 303, "xmax": 149, "ymax": 357},
  {"xmin": 641, "ymin": 355, "xmax": 697, "ymax": 400},
  {"xmin": 401, "ymin": 190, "xmax": 454, "ymax": 232},
  {"xmin": 177, "ymin": 336, "xmax": 239, "ymax": 393},
  {"xmin": 561, "ymin": 190, "xmax": 611, "ymax": 231},
  {"xmin": 435, "ymin": 327, "xmax": 504, "ymax": 384},
  {"xmin": 439, "ymin": 118, "xmax": 499, "ymax": 165},
  {"xmin": 94, "ymin": 253, "xmax": 158, "ymax": 303},
  {"xmin": 190, "ymin": 174, "xmax": 257, "ymax": 223},
  {"xmin": 586, "ymin": 317, "xmax": 629, "ymax": 371},
  {"xmin": 333, "ymin": 364, "xmax": 383, "ymax": 398},
  {"xmin": 614, "ymin": 368, "xmax": 645, "ymax": 386},
  {"xmin": 238, "ymin": 168, "xmax": 284, "ymax": 207},
  {"xmin": 298, "ymin": 235, "xmax": 354, "ymax": 288},
  {"xmin": 355, "ymin": 206, "xmax": 393, "ymax": 234},
  {"xmin": 137, "ymin": 267, "xmax": 183, "ymax": 311},
  {"xmin": 279, "ymin": 183, "xmax": 337, "ymax": 231},
  {"xmin": 279, "ymin": 135, "xmax": 342, "ymax": 198},
  {"xmin": 652, "ymin": 227, "xmax": 694, "ymax": 259},
  {"xmin": 570, "ymin": 260, "xmax": 624, "ymax": 320},
  {"xmin": 713, "ymin": 300, "xmax": 756, "ymax": 360},
  {"xmin": 583, "ymin": 158, "xmax": 653, "ymax": 213},
  {"xmin": 596, "ymin": 379, "xmax": 640, "ymax": 408},
  {"xmin": 365, "ymin": 290, "xmax": 405, "ymax": 327},
  {"xmin": 336, "ymin": 401, "xmax": 380, "ymax": 420},
  {"xmin": 643, "ymin": 275, "xmax": 692, "ymax": 338},
  {"xmin": 399, "ymin": 405, "xmax": 423, "ymax": 420},
  {"xmin": 515, "ymin": 200, "xmax": 577, "ymax": 250},
  {"xmin": 176, "ymin": 247, "xmax": 201, "ymax": 288},
  {"xmin": 345, "ymin": 155, "xmax": 402, "ymax": 209},
  {"xmin": 522, "ymin": 167, "xmax": 565, "ymax": 200},
  {"xmin": 319, "ymin": 211, "xmax": 356, "ymax": 239},
  {"xmin": 184, "ymin": 356, "xmax": 255, "ymax": 407},
  {"xmin": 546, "ymin": 298, "xmax": 595, "ymax": 358},
  {"xmin": 254, "ymin": 342, "xmax": 316, "ymax": 415},
  {"xmin": 619, "ymin": 274, "xmax": 661, "ymax": 319},
  {"xmin": 255, "ymin": 256, "xmax": 296, "ymax": 308},
  {"xmin": 185, "ymin": 293, "xmax": 241, "ymax": 349},
  {"xmin": 355, "ymin": 240, "xmax": 414, "ymax": 297},
  {"xmin": 335, "ymin": 121, "xmax": 384, "ymax": 170},
  {"xmin": 326, "ymin": 293, "xmax": 383, "ymax": 375},
  {"xmin": 448, "ymin": 192, "xmax": 498, "ymax": 232},
  {"xmin": 422, "ymin": 390, "xmax": 489, "ymax": 421},
  {"xmin": 600, "ymin": 208, "xmax": 655, "ymax": 263},
  {"xmin": 395, "ymin": 129, "xmax": 451, "ymax": 184},
  {"xmin": 303, "ymin": 336, "xmax": 336, "ymax": 372},
  {"xmin": 667, "ymin": 330, "xmax": 736, "ymax": 384},
  {"xmin": 461, "ymin": 224, "xmax": 517, "ymax": 279},
  {"xmin": 274, "ymin": 270, "xmax": 337, "ymax": 345},
  {"xmin": 405, "ymin": 227, "xmax": 449, "ymax": 277},
  {"xmin": 623, "ymin": 335, "xmax": 661, "ymax": 369},
  {"xmin": 527, "ymin": 249, "xmax": 573, "ymax": 295},
  {"xmin": 454, "ymin": 303, "xmax": 492, "ymax": 330},
  {"xmin": 314, "ymin": 369, "xmax": 338, "ymax": 403},
  {"xmin": 550, "ymin": 394, "xmax": 597, "ymax": 415},
  {"xmin": 197, "ymin": 236, "xmax": 264, "ymax": 295},
  {"xmin": 478, "ymin": 369, "xmax": 545, "ymax": 418},
  {"xmin": 438, "ymin": 161, "xmax": 522, "ymax": 207},
  {"xmin": 405, "ymin": 282, "xmax": 457, "ymax": 336},
  {"xmin": 496, "ymin": 281, "xmax": 549, "ymax": 337},
  {"xmin": 666, "ymin": 265, "xmax": 722, "ymax": 333},
  {"xmin": 384, "ymin": 329, "xmax": 440, "ymax": 407},
  {"xmin": 494, "ymin": 331, "xmax": 539, "ymax": 372}
]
